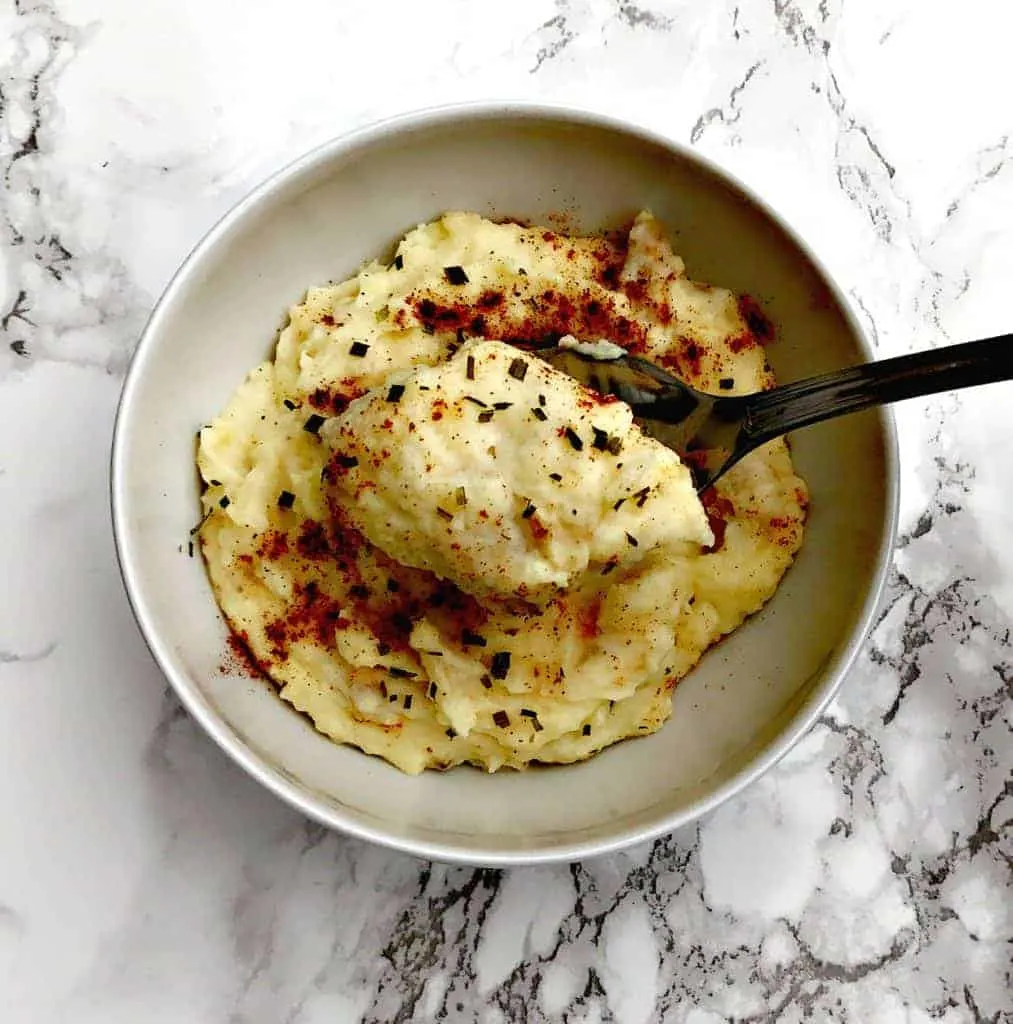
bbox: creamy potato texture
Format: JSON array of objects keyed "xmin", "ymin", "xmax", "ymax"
[{"xmin": 197, "ymin": 211, "xmax": 808, "ymax": 774}]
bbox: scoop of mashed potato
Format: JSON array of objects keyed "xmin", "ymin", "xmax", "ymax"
[
  {"xmin": 322, "ymin": 339, "xmax": 712, "ymax": 605},
  {"xmin": 196, "ymin": 211, "xmax": 807, "ymax": 774}
]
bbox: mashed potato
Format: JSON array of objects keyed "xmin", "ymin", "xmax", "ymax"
[
  {"xmin": 196, "ymin": 211, "xmax": 807, "ymax": 774},
  {"xmin": 323, "ymin": 339, "xmax": 713, "ymax": 605}
]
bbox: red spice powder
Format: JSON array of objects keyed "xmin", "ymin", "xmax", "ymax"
[
  {"xmin": 412, "ymin": 285, "xmax": 647, "ymax": 352},
  {"xmin": 527, "ymin": 514, "xmax": 550, "ymax": 541},
  {"xmin": 576, "ymin": 391, "xmax": 620, "ymax": 410},
  {"xmin": 577, "ymin": 595, "xmax": 603, "ymax": 639},
  {"xmin": 700, "ymin": 488, "xmax": 735, "ymax": 554},
  {"xmin": 225, "ymin": 629, "xmax": 268, "ymax": 679},
  {"xmin": 296, "ymin": 519, "xmax": 332, "ymax": 560},
  {"xmin": 257, "ymin": 531, "xmax": 289, "ymax": 560},
  {"xmin": 269, "ymin": 580, "xmax": 351, "ymax": 655},
  {"xmin": 737, "ymin": 295, "xmax": 775, "ymax": 343},
  {"xmin": 308, "ymin": 379, "xmax": 366, "ymax": 415}
]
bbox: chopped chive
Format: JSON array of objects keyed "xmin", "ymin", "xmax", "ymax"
[
  {"xmin": 393, "ymin": 254, "xmax": 404, "ymax": 270},
  {"xmin": 277, "ymin": 490, "xmax": 296, "ymax": 509},
  {"xmin": 508, "ymin": 358, "xmax": 529, "ymax": 381},
  {"xmin": 480, "ymin": 675, "xmax": 493, "ymax": 689},
  {"xmin": 389, "ymin": 667, "xmax": 417, "ymax": 679},
  {"xmin": 187, "ymin": 540, "xmax": 194, "ymax": 557},
  {"xmin": 606, "ymin": 435, "xmax": 623, "ymax": 455},
  {"xmin": 592, "ymin": 427, "xmax": 609, "ymax": 451},
  {"xmin": 403, "ymin": 694, "xmax": 413, "ymax": 709},
  {"xmin": 582, "ymin": 724, "xmax": 592, "ymax": 737},
  {"xmin": 625, "ymin": 532, "xmax": 639, "ymax": 547},
  {"xmin": 601, "ymin": 559, "xmax": 618, "ymax": 575},
  {"xmin": 635, "ymin": 486, "xmax": 651, "ymax": 508},
  {"xmin": 283, "ymin": 398, "xmax": 297, "ymax": 410},
  {"xmin": 478, "ymin": 410, "xmax": 494, "ymax": 423},
  {"xmin": 719, "ymin": 377, "xmax": 735, "ymax": 390},
  {"xmin": 466, "ymin": 355, "xmax": 475, "ymax": 380},
  {"xmin": 429, "ymin": 682, "xmax": 438, "ymax": 699},
  {"xmin": 549, "ymin": 472, "xmax": 562, "ymax": 482},
  {"xmin": 521, "ymin": 502, "xmax": 536, "ymax": 519},
  {"xmin": 378, "ymin": 641, "xmax": 392, "ymax": 655},
  {"xmin": 386, "ymin": 384, "xmax": 406, "ymax": 403},
  {"xmin": 462, "ymin": 629, "xmax": 487, "ymax": 647},
  {"xmin": 490, "ymin": 651, "xmax": 511, "ymax": 679},
  {"xmin": 455, "ymin": 486, "xmax": 468, "ymax": 506},
  {"xmin": 218, "ymin": 495, "xmax": 230, "ymax": 509},
  {"xmin": 208, "ymin": 479, "xmax": 221, "ymax": 487},
  {"xmin": 444, "ymin": 265, "xmax": 469, "ymax": 285},
  {"xmin": 613, "ymin": 497, "xmax": 626, "ymax": 511},
  {"xmin": 349, "ymin": 341, "xmax": 370, "ymax": 357},
  {"xmin": 520, "ymin": 708, "xmax": 537, "ymax": 718},
  {"xmin": 303, "ymin": 414, "xmax": 326, "ymax": 434},
  {"xmin": 493, "ymin": 401, "xmax": 513, "ymax": 411},
  {"xmin": 532, "ymin": 407, "xmax": 548, "ymax": 421},
  {"xmin": 335, "ymin": 454, "xmax": 358, "ymax": 469},
  {"xmin": 493, "ymin": 710, "xmax": 510, "ymax": 728},
  {"xmin": 564, "ymin": 427, "xmax": 583, "ymax": 451},
  {"xmin": 446, "ymin": 728, "xmax": 457, "ymax": 739},
  {"xmin": 436, "ymin": 506, "xmax": 454, "ymax": 521},
  {"xmin": 463, "ymin": 395, "xmax": 488, "ymax": 408},
  {"xmin": 389, "ymin": 693, "xmax": 398, "ymax": 703},
  {"xmin": 538, "ymin": 394, "xmax": 546, "ymax": 407}
]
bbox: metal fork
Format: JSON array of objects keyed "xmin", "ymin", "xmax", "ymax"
[{"xmin": 540, "ymin": 334, "xmax": 1013, "ymax": 491}]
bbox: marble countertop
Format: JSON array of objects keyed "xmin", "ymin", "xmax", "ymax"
[{"xmin": 2, "ymin": 1, "xmax": 1011, "ymax": 1021}]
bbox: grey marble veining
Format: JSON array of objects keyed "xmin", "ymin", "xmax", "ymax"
[{"xmin": 0, "ymin": 1, "xmax": 1010, "ymax": 1021}]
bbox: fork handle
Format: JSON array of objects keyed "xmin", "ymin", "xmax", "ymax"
[{"xmin": 741, "ymin": 333, "xmax": 1013, "ymax": 446}]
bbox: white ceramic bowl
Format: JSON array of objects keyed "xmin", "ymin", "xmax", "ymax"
[{"xmin": 111, "ymin": 104, "xmax": 898, "ymax": 865}]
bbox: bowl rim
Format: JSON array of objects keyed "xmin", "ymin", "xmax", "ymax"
[{"xmin": 110, "ymin": 100, "xmax": 900, "ymax": 866}]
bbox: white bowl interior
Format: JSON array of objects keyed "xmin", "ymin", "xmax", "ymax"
[{"xmin": 113, "ymin": 109, "xmax": 895, "ymax": 863}]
